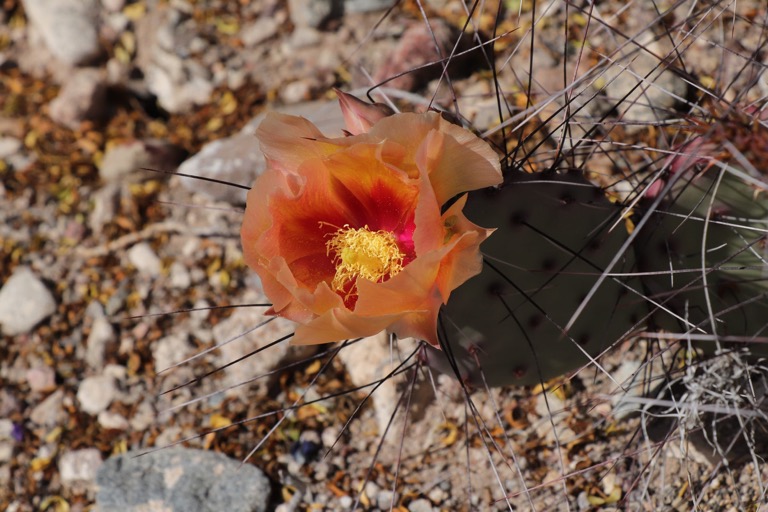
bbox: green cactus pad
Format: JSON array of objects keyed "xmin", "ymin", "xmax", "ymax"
[
  {"xmin": 433, "ymin": 171, "xmax": 645, "ymax": 387},
  {"xmin": 636, "ymin": 166, "xmax": 768, "ymax": 354}
]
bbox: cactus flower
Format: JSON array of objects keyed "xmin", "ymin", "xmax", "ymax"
[{"xmin": 240, "ymin": 93, "xmax": 502, "ymax": 346}]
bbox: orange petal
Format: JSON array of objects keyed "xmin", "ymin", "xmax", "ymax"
[
  {"xmin": 292, "ymin": 307, "xmax": 403, "ymax": 345},
  {"xmin": 435, "ymin": 195, "xmax": 494, "ymax": 298},
  {"xmin": 256, "ymin": 112, "xmax": 338, "ymax": 173},
  {"xmin": 336, "ymin": 89, "xmax": 395, "ymax": 136},
  {"xmin": 417, "ymin": 122, "xmax": 502, "ymax": 205}
]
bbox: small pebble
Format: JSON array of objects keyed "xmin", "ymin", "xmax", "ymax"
[
  {"xmin": 98, "ymin": 411, "xmax": 129, "ymax": 430},
  {"xmin": 29, "ymin": 389, "xmax": 67, "ymax": 426},
  {"xmin": 86, "ymin": 316, "xmax": 116, "ymax": 369},
  {"xmin": 0, "ymin": 137, "xmax": 22, "ymax": 159},
  {"xmin": 0, "ymin": 267, "xmax": 57, "ymax": 337},
  {"xmin": 127, "ymin": 242, "xmax": 162, "ymax": 278},
  {"xmin": 59, "ymin": 448, "xmax": 103, "ymax": 488},
  {"xmin": 0, "ymin": 442, "xmax": 12, "ymax": 463},
  {"xmin": 378, "ymin": 490, "xmax": 397, "ymax": 510},
  {"xmin": 48, "ymin": 69, "xmax": 107, "ymax": 129},
  {"xmin": 169, "ymin": 261, "xmax": 191, "ymax": 289},
  {"xmin": 25, "ymin": 366, "xmax": 56, "ymax": 393},
  {"xmin": 408, "ymin": 498, "xmax": 434, "ymax": 512},
  {"xmin": 152, "ymin": 332, "xmax": 193, "ymax": 373},
  {"xmin": 77, "ymin": 375, "xmax": 117, "ymax": 415},
  {"xmin": 22, "ymin": 0, "xmax": 101, "ymax": 65}
]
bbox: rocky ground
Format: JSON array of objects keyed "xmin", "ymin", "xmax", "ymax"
[{"xmin": 1, "ymin": 0, "xmax": 768, "ymax": 511}]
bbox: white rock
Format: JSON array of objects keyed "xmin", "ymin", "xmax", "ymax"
[
  {"xmin": 169, "ymin": 262, "xmax": 191, "ymax": 289},
  {"xmin": 30, "ymin": 389, "xmax": 67, "ymax": 426},
  {"xmin": 59, "ymin": 448, "xmax": 103, "ymax": 487},
  {"xmin": 240, "ymin": 17, "xmax": 279, "ymax": 47},
  {"xmin": 77, "ymin": 375, "xmax": 116, "ymax": 415},
  {"xmin": 152, "ymin": 332, "xmax": 193, "ymax": 373},
  {"xmin": 25, "ymin": 366, "xmax": 56, "ymax": 393},
  {"xmin": 100, "ymin": 0, "xmax": 125, "ymax": 12},
  {"xmin": 0, "ymin": 443, "xmax": 12, "ymax": 463},
  {"xmin": 127, "ymin": 242, "xmax": 162, "ymax": 277},
  {"xmin": 0, "ymin": 419, "xmax": 13, "ymax": 440},
  {"xmin": 145, "ymin": 62, "xmax": 213, "ymax": 114},
  {"xmin": 21, "ymin": 0, "xmax": 101, "ymax": 65},
  {"xmin": 0, "ymin": 266, "xmax": 56, "ymax": 336},
  {"xmin": 97, "ymin": 139, "xmax": 186, "ymax": 187},
  {"xmin": 128, "ymin": 400, "xmax": 155, "ymax": 431},
  {"xmin": 48, "ymin": 68, "xmax": 107, "ymax": 129},
  {"xmin": 378, "ymin": 490, "xmax": 397, "ymax": 510},
  {"xmin": 287, "ymin": 0, "xmax": 340, "ymax": 28},
  {"xmin": 98, "ymin": 141, "xmax": 153, "ymax": 184},
  {"xmin": 280, "ymin": 80, "xmax": 311, "ymax": 104},
  {"xmin": 408, "ymin": 498, "xmax": 435, "ymax": 512},
  {"xmin": 0, "ymin": 137, "xmax": 22, "ymax": 159},
  {"xmin": 97, "ymin": 411, "xmax": 129, "ymax": 430},
  {"xmin": 88, "ymin": 183, "xmax": 120, "ymax": 236},
  {"xmin": 86, "ymin": 316, "xmax": 116, "ymax": 369}
]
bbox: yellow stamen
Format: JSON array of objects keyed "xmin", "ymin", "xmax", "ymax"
[{"xmin": 325, "ymin": 224, "xmax": 404, "ymax": 293}]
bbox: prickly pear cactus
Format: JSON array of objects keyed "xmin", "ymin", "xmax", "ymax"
[
  {"xmin": 635, "ymin": 124, "xmax": 768, "ymax": 354},
  {"xmin": 429, "ymin": 170, "xmax": 644, "ymax": 387}
]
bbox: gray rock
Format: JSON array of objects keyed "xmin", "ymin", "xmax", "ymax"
[
  {"xmin": 0, "ymin": 266, "xmax": 56, "ymax": 336},
  {"xmin": 21, "ymin": 0, "xmax": 101, "ymax": 65},
  {"xmin": 30, "ymin": 389, "xmax": 67, "ymax": 426},
  {"xmin": 48, "ymin": 68, "xmax": 107, "ymax": 129},
  {"xmin": 59, "ymin": 448, "xmax": 103, "ymax": 488},
  {"xmin": 287, "ymin": 0, "xmax": 342, "ymax": 28},
  {"xmin": 127, "ymin": 242, "xmax": 162, "ymax": 278},
  {"xmin": 95, "ymin": 448, "xmax": 271, "ymax": 512},
  {"xmin": 177, "ymin": 100, "xmax": 345, "ymax": 204},
  {"xmin": 77, "ymin": 374, "xmax": 116, "ymax": 415}
]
